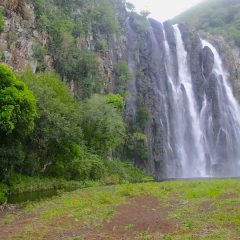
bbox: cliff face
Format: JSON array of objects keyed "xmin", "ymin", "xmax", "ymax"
[
  {"xmin": 0, "ymin": 0, "xmax": 127, "ymax": 91},
  {"xmin": 0, "ymin": 1, "xmax": 51, "ymax": 71},
  {"xmin": 125, "ymin": 17, "xmax": 240, "ymax": 178},
  {"xmin": 1, "ymin": 0, "xmax": 240, "ymax": 178}
]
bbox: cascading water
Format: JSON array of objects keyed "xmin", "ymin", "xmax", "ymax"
[
  {"xmin": 162, "ymin": 25, "xmax": 207, "ymax": 178},
  {"xmin": 161, "ymin": 24, "xmax": 240, "ymax": 178},
  {"xmin": 200, "ymin": 40, "xmax": 240, "ymax": 177},
  {"xmin": 127, "ymin": 17, "xmax": 240, "ymax": 178}
]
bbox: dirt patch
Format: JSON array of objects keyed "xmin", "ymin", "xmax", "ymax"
[
  {"xmin": 0, "ymin": 204, "xmax": 23, "ymax": 219},
  {"xmin": 200, "ymin": 200, "xmax": 215, "ymax": 212},
  {"xmin": 0, "ymin": 205, "xmax": 47, "ymax": 240},
  {"xmin": 218, "ymin": 193, "xmax": 240, "ymax": 200},
  {"xmin": 65, "ymin": 196, "xmax": 180, "ymax": 240}
]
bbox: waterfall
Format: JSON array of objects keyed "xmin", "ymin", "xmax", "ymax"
[
  {"xmin": 161, "ymin": 25, "xmax": 240, "ymax": 178},
  {"xmin": 127, "ymin": 17, "xmax": 240, "ymax": 178},
  {"xmin": 162, "ymin": 25, "xmax": 207, "ymax": 178},
  {"xmin": 200, "ymin": 40, "xmax": 240, "ymax": 177}
]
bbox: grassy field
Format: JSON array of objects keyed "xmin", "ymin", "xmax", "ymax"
[{"xmin": 0, "ymin": 179, "xmax": 239, "ymax": 239}]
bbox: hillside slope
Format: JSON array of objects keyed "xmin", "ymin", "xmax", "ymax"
[{"xmin": 173, "ymin": 0, "xmax": 240, "ymax": 46}]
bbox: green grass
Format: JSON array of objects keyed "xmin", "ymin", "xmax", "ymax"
[
  {"xmin": 0, "ymin": 179, "xmax": 239, "ymax": 239},
  {"xmin": 0, "ymin": 164, "xmax": 150, "ymax": 204}
]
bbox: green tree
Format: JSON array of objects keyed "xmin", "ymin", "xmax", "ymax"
[
  {"xmin": 0, "ymin": 64, "xmax": 36, "ymax": 180},
  {"xmin": 92, "ymin": 0, "xmax": 120, "ymax": 34},
  {"xmin": 106, "ymin": 93, "xmax": 124, "ymax": 112},
  {"xmin": 81, "ymin": 94, "xmax": 126, "ymax": 157},
  {"xmin": 33, "ymin": 41, "xmax": 48, "ymax": 72},
  {"xmin": 20, "ymin": 70, "xmax": 83, "ymax": 176}
]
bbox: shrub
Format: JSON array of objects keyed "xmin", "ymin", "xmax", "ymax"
[
  {"xmin": 19, "ymin": 70, "xmax": 83, "ymax": 176},
  {"xmin": 0, "ymin": 64, "xmax": 36, "ymax": 180},
  {"xmin": 92, "ymin": 0, "xmax": 120, "ymax": 34},
  {"xmin": 0, "ymin": 12, "xmax": 4, "ymax": 33},
  {"xmin": 106, "ymin": 93, "xmax": 124, "ymax": 112},
  {"xmin": 103, "ymin": 160, "xmax": 146, "ymax": 184},
  {"xmin": 0, "ymin": 183, "xmax": 8, "ymax": 204},
  {"xmin": 81, "ymin": 94, "xmax": 126, "ymax": 157},
  {"xmin": 130, "ymin": 12, "xmax": 149, "ymax": 33},
  {"xmin": 33, "ymin": 41, "xmax": 47, "ymax": 71},
  {"xmin": 115, "ymin": 60, "xmax": 132, "ymax": 96}
]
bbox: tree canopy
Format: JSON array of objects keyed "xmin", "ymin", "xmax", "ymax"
[{"xmin": 0, "ymin": 64, "xmax": 36, "ymax": 180}]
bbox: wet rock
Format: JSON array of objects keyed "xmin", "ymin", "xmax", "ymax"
[
  {"xmin": 202, "ymin": 46, "xmax": 214, "ymax": 79},
  {"xmin": 163, "ymin": 21, "xmax": 178, "ymax": 82}
]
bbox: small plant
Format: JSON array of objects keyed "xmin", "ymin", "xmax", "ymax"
[
  {"xmin": 115, "ymin": 60, "xmax": 132, "ymax": 96},
  {"xmin": 125, "ymin": 223, "xmax": 134, "ymax": 231},
  {"xmin": 95, "ymin": 40, "xmax": 107, "ymax": 52},
  {"xmin": 126, "ymin": 2, "xmax": 135, "ymax": 12},
  {"xmin": 6, "ymin": 32, "xmax": 17, "ymax": 47},
  {"xmin": 0, "ymin": 184, "xmax": 7, "ymax": 204},
  {"xmin": 0, "ymin": 12, "xmax": 4, "ymax": 33},
  {"xmin": 131, "ymin": 12, "xmax": 149, "ymax": 33},
  {"xmin": 33, "ymin": 41, "xmax": 47, "ymax": 63}
]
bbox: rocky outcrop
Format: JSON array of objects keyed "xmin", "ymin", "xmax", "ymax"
[
  {"xmin": 202, "ymin": 46, "xmax": 214, "ymax": 79},
  {"xmin": 198, "ymin": 31, "xmax": 240, "ymax": 102},
  {"xmin": 124, "ymin": 17, "xmax": 240, "ymax": 178},
  {"xmin": 177, "ymin": 24, "xmax": 205, "ymax": 111},
  {"xmin": 0, "ymin": 1, "xmax": 52, "ymax": 71},
  {"xmin": 1, "ymin": 0, "xmax": 240, "ymax": 178}
]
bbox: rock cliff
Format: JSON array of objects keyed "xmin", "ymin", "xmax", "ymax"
[{"xmin": 1, "ymin": 0, "xmax": 240, "ymax": 178}]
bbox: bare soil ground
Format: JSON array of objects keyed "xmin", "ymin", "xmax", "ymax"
[{"xmin": 62, "ymin": 196, "xmax": 180, "ymax": 240}]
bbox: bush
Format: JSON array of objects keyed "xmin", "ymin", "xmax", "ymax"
[
  {"xmin": 103, "ymin": 160, "xmax": 146, "ymax": 184},
  {"xmin": 95, "ymin": 40, "xmax": 108, "ymax": 52},
  {"xmin": 0, "ymin": 12, "xmax": 4, "ymax": 33},
  {"xmin": 106, "ymin": 93, "xmax": 124, "ymax": 112},
  {"xmin": 0, "ymin": 64, "xmax": 36, "ymax": 180},
  {"xmin": 115, "ymin": 60, "xmax": 132, "ymax": 96},
  {"xmin": 67, "ymin": 156, "xmax": 106, "ymax": 181},
  {"xmin": 19, "ymin": 70, "xmax": 83, "ymax": 176},
  {"xmin": 92, "ymin": 0, "xmax": 120, "ymax": 34},
  {"xmin": 130, "ymin": 12, "xmax": 149, "ymax": 33},
  {"xmin": 33, "ymin": 41, "xmax": 47, "ymax": 71},
  {"xmin": 81, "ymin": 94, "xmax": 126, "ymax": 157},
  {"xmin": 0, "ymin": 65, "xmax": 36, "ymax": 135},
  {"xmin": 0, "ymin": 183, "xmax": 8, "ymax": 204}
]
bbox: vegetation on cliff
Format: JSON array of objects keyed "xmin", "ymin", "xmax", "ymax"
[
  {"xmin": 33, "ymin": 0, "xmax": 122, "ymax": 89},
  {"xmin": 0, "ymin": 12, "xmax": 4, "ymax": 33},
  {"xmin": 0, "ymin": 0, "xmax": 151, "ymax": 203},
  {"xmin": 0, "ymin": 65, "xmax": 146, "ymax": 203},
  {"xmin": 173, "ymin": 0, "xmax": 240, "ymax": 46}
]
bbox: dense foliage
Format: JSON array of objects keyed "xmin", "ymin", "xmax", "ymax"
[
  {"xmin": 0, "ymin": 65, "xmax": 144, "ymax": 198},
  {"xmin": 81, "ymin": 94, "xmax": 126, "ymax": 157},
  {"xmin": 32, "ymin": 0, "xmax": 122, "ymax": 98},
  {"xmin": 173, "ymin": 0, "xmax": 240, "ymax": 46},
  {"xmin": 0, "ymin": 0, "xmax": 148, "ymax": 201},
  {"xmin": 16, "ymin": 70, "xmax": 129, "ymax": 179},
  {"xmin": 0, "ymin": 65, "xmax": 36, "ymax": 181},
  {"xmin": 19, "ymin": 70, "xmax": 83, "ymax": 177}
]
